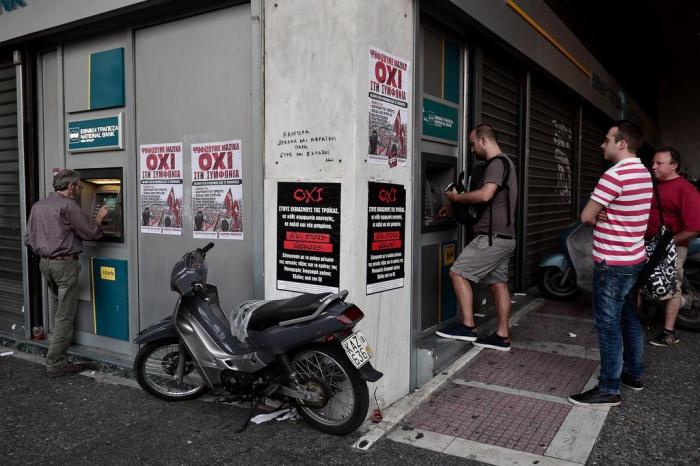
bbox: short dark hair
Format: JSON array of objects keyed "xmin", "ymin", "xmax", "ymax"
[
  {"xmin": 612, "ymin": 120, "xmax": 644, "ymax": 153},
  {"xmin": 655, "ymin": 145, "xmax": 681, "ymax": 172},
  {"xmin": 53, "ymin": 169, "xmax": 80, "ymax": 191},
  {"xmin": 472, "ymin": 123, "xmax": 498, "ymax": 143}
]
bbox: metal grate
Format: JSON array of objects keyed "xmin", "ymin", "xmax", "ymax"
[
  {"xmin": 478, "ymin": 51, "xmax": 521, "ymax": 287},
  {"xmin": 0, "ymin": 58, "xmax": 23, "ymax": 336},
  {"xmin": 480, "ymin": 53, "xmax": 521, "ymax": 168},
  {"xmin": 524, "ymin": 79, "xmax": 576, "ymax": 287},
  {"xmin": 580, "ymin": 108, "xmax": 611, "ymax": 201}
]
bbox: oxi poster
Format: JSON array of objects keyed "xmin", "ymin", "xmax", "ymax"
[
  {"xmin": 277, "ymin": 182, "xmax": 340, "ymax": 294},
  {"xmin": 139, "ymin": 143, "xmax": 183, "ymax": 235},
  {"xmin": 191, "ymin": 140, "xmax": 243, "ymax": 240},
  {"xmin": 368, "ymin": 46, "xmax": 411, "ymax": 167},
  {"xmin": 366, "ymin": 182, "xmax": 406, "ymax": 294}
]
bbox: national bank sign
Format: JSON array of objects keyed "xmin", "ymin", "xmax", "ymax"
[{"xmin": 0, "ymin": 0, "xmax": 27, "ymax": 14}]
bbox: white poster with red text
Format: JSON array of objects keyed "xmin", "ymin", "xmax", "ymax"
[
  {"xmin": 368, "ymin": 46, "xmax": 410, "ymax": 167},
  {"xmin": 139, "ymin": 143, "xmax": 183, "ymax": 235},
  {"xmin": 191, "ymin": 140, "xmax": 243, "ymax": 240}
]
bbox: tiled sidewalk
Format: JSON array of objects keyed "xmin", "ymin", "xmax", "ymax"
[{"xmin": 388, "ymin": 298, "xmax": 609, "ymax": 466}]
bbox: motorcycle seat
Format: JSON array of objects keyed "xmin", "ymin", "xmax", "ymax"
[{"xmin": 247, "ymin": 292, "xmax": 332, "ymax": 331}]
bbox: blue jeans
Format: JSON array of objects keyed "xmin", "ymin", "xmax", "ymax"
[{"xmin": 592, "ymin": 261, "xmax": 644, "ymax": 394}]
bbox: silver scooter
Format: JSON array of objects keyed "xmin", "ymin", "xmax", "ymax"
[{"xmin": 133, "ymin": 243, "xmax": 382, "ymax": 435}]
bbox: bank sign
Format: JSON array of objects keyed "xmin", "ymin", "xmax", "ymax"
[{"xmin": 68, "ymin": 114, "xmax": 123, "ymax": 152}]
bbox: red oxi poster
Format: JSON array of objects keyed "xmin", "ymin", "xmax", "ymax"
[
  {"xmin": 366, "ymin": 182, "xmax": 406, "ymax": 294},
  {"xmin": 368, "ymin": 46, "xmax": 410, "ymax": 167},
  {"xmin": 139, "ymin": 143, "xmax": 183, "ymax": 235},
  {"xmin": 191, "ymin": 140, "xmax": 243, "ymax": 240},
  {"xmin": 277, "ymin": 182, "xmax": 341, "ymax": 294}
]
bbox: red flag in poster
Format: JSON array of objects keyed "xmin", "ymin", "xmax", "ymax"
[
  {"xmin": 393, "ymin": 110, "xmax": 406, "ymax": 156},
  {"xmin": 166, "ymin": 187, "xmax": 181, "ymax": 226},
  {"xmin": 166, "ymin": 187, "xmax": 176, "ymax": 210},
  {"xmin": 224, "ymin": 188, "xmax": 234, "ymax": 215}
]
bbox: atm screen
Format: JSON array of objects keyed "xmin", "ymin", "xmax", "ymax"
[{"xmin": 94, "ymin": 192, "xmax": 119, "ymax": 224}]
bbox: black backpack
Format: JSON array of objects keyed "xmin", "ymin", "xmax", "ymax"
[{"xmin": 452, "ymin": 155, "xmax": 511, "ymax": 244}]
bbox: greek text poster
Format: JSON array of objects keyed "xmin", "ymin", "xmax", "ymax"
[
  {"xmin": 139, "ymin": 143, "xmax": 183, "ymax": 235},
  {"xmin": 277, "ymin": 182, "xmax": 341, "ymax": 294},
  {"xmin": 191, "ymin": 140, "xmax": 243, "ymax": 240},
  {"xmin": 368, "ymin": 47, "xmax": 411, "ymax": 167},
  {"xmin": 366, "ymin": 182, "xmax": 406, "ymax": 294}
]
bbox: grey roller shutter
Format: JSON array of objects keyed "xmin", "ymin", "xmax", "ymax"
[
  {"xmin": 0, "ymin": 58, "xmax": 24, "ymax": 336},
  {"xmin": 525, "ymin": 79, "xmax": 576, "ymax": 286},
  {"xmin": 580, "ymin": 108, "xmax": 611, "ymax": 200},
  {"xmin": 479, "ymin": 52, "xmax": 521, "ymax": 168},
  {"xmin": 478, "ymin": 50, "xmax": 522, "ymax": 287}
]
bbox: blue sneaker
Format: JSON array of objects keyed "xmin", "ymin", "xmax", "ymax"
[{"xmin": 436, "ymin": 324, "xmax": 477, "ymax": 342}]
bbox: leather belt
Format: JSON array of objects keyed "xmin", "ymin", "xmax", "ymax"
[
  {"xmin": 477, "ymin": 233, "xmax": 514, "ymax": 240},
  {"xmin": 42, "ymin": 255, "xmax": 79, "ymax": 261}
]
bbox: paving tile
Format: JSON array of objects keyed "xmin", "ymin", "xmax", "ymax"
[
  {"xmin": 456, "ymin": 347, "xmax": 598, "ymax": 397},
  {"xmin": 513, "ymin": 313, "xmax": 599, "ymax": 347},
  {"xmin": 534, "ymin": 299, "xmax": 593, "ymax": 319},
  {"xmin": 407, "ymin": 386, "xmax": 571, "ymax": 456}
]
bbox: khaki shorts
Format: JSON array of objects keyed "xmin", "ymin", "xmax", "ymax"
[
  {"xmin": 451, "ymin": 234, "xmax": 515, "ymax": 284},
  {"xmin": 660, "ymin": 246, "xmax": 687, "ymax": 300}
]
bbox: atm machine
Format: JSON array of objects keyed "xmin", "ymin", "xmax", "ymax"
[
  {"xmin": 69, "ymin": 167, "xmax": 130, "ymax": 344},
  {"xmin": 77, "ymin": 168, "xmax": 124, "ymax": 242}
]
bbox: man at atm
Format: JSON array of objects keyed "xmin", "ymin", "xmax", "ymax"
[{"xmin": 25, "ymin": 169, "xmax": 109, "ymax": 378}]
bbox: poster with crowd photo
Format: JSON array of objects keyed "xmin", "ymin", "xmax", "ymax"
[
  {"xmin": 191, "ymin": 140, "xmax": 243, "ymax": 240},
  {"xmin": 368, "ymin": 46, "xmax": 411, "ymax": 167},
  {"xmin": 277, "ymin": 182, "xmax": 341, "ymax": 294},
  {"xmin": 139, "ymin": 143, "xmax": 183, "ymax": 235},
  {"xmin": 366, "ymin": 182, "xmax": 406, "ymax": 294}
]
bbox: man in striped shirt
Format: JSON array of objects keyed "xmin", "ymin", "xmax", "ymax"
[{"xmin": 568, "ymin": 120, "xmax": 652, "ymax": 407}]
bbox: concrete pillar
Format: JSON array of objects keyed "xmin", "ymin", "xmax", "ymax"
[{"xmin": 264, "ymin": 0, "xmax": 415, "ymax": 406}]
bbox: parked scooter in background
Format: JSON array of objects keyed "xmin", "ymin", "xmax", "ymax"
[
  {"xmin": 536, "ymin": 222, "xmax": 585, "ymax": 300},
  {"xmin": 537, "ymin": 223, "xmax": 700, "ymax": 330}
]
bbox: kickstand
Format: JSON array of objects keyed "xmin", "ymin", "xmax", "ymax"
[{"xmin": 235, "ymin": 396, "xmax": 260, "ymax": 433}]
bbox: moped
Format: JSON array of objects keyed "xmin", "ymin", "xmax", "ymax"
[{"xmin": 133, "ymin": 243, "xmax": 382, "ymax": 435}]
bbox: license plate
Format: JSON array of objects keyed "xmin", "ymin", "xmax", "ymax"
[{"xmin": 341, "ymin": 331, "xmax": 374, "ymax": 369}]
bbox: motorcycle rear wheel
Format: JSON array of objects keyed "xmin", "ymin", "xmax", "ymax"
[
  {"xmin": 537, "ymin": 267, "xmax": 578, "ymax": 300},
  {"xmin": 292, "ymin": 345, "xmax": 369, "ymax": 435},
  {"xmin": 677, "ymin": 275, "xmax": 700, "ymax": 330},
  {"xmin": 134, "ymin": 337, "xmax": 208, "ymax": 401}
]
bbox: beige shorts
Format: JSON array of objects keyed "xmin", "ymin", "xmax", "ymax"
[
  {"xmin": 451, "ymin": 234, "xmax": 515, "ymax": 284},
  {"xmin": 660, "ymin": 245, "xmax": 687, "ymax": 300}
]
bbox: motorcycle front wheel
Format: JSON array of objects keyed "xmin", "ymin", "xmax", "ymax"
[
  {"xmin": 134, "ymin": 337, "xmax": 208, "ymax": 401},
  {"xmin": 537, "ymin": 266, "xmax": 579, "ymax": 300},
  {"xmin": 292, "ymin": 345, "xmax": 369, "ymax": 435}
]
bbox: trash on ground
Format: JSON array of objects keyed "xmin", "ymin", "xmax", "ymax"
[
  {"xmin": 1, "ymin": 351, "xmax": 13, "ymax": 357},
  {"xmin": 251, "ymin": 408, "xmax": 297, "ymax": 424},
  {"xmin": 514, "ymin": 292, "xmax": 527, "ymax": 296},
  {"xmin": 569, "ymin": 333, "xmax": 577, "ymax": 338}
]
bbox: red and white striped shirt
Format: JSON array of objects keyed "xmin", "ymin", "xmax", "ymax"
[{"xmin": 590, "ymin": 157, "xmax": 652, "ymax": 265}]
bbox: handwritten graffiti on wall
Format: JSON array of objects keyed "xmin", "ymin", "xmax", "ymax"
[{"xmin": 552, "ymin": 119, "xmax": 573, "ymax": 204}]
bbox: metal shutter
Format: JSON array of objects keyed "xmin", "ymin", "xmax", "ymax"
[
  {"xmin": 479, "ymin": 52, "xmax": 521, "ymax": 168},
  {"xmin": 524, "ymin": 79, "xmax": 576, "ymax": 286},
  {"xmin": 478, "ymin": 50, "xmax": 522, "ymax": 288},
  {"xmin": 580, "ymin": 108, "xmax": 610, "ymax": 200},
  {"xmin": 0, "ymin": 58, "xmax": 24, "ymax": 336}
]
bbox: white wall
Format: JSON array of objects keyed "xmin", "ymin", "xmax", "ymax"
[{"xmin": 264, "ymin": 0, "xmax": 414, "ymax": 407}]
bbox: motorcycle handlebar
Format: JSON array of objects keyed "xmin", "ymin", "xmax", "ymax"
[{"xmin": 198, "ymin": 242, "xmax": 215, "ymax": 255}]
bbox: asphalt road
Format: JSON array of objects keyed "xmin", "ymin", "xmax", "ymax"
[{"xmin": 1, "ymin": 325, "xmax": 697, "ymax": 465}]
